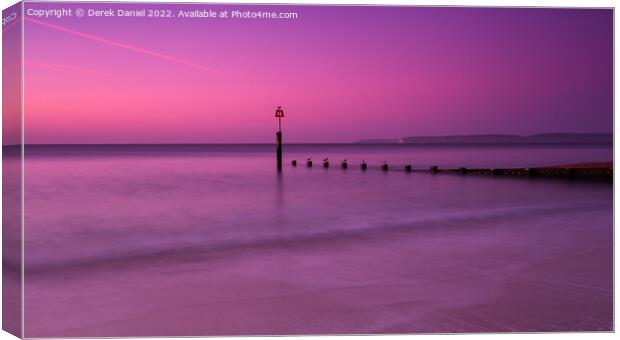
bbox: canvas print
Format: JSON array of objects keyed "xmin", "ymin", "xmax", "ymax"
[{"xmin": 2, "ymin": 2, "xmax": 613, "ymax": 337}]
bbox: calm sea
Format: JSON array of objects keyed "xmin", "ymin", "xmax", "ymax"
[{"xmin": 21, "ymin": 144, "xmax": 613, "ymax": 336}]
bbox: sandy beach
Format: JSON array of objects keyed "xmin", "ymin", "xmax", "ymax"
[{"xmin": 25, "ymin": 182, "xmax": 612, "ymax": 336}]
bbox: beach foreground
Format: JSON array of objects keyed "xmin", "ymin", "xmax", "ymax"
[{"xmin": 25, "ymin": 209, "xmax": 612, "ymax": 336}]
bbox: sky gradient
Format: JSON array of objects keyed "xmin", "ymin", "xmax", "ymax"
[{"xmin": 21, "ymin": 3, "xmax": 613, "ymax": 144}]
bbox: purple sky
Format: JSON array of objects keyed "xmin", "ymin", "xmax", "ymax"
[{"xmin": 21, "ymin": 3, "xmax": 613, "ymax": 143}]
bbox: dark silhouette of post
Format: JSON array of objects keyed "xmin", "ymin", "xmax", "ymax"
[
  {"xmin": 381, "ymin": 161, "xmax": 389, "ymax": 172},
  {"xmin": 275, "ymin": 106, "xmax": 284, "ymax": 171}
]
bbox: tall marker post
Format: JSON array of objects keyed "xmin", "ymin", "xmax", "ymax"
[{"xmin": 275, "ymin": 106, "xmax": 284, "ymax": 172}]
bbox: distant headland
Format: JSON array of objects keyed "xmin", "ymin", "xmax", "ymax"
[{"xmin": 355, "ymin": 133, "xmax": 612, "ymax": 145}]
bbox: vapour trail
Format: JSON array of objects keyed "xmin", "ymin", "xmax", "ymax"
[{"xmin": 25, "ymin": 17, "xmax": 232, "ymax": 78}]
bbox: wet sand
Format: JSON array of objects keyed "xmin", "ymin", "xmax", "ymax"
[{"xmin": 25, "ymin": 205, "xmax": 612, "ymax": 337}]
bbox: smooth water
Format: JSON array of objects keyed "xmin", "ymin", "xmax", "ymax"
[{"xmin": 23, "ymin": 144, "xmax": 613, "ymax": 336}]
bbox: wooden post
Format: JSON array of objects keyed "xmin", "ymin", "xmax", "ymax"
[
  {"xmin": 276, "ymin": 131, "xmax": 282, "ymax": 171},
  {"xmin": 568, "ymin": 168, "xmax": 577, "ymax": 179},
  {"xmin": 274, "ymin": 106, "xmax": 285, "ymax": 172},
  {"xmin": 527, "ymin": 168, "xmax": 536, "ymax": 177}
]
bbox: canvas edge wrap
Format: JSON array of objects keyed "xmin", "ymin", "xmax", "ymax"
[{"xmin": 2, "ymin": 1, "xmax": 24, "ymax": 338}]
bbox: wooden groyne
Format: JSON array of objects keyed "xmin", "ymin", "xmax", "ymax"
[
  {"xmin": 410, "ymin": 165, "xmax": 612, "ymax": 181},
  {"xmin": 290, "ymin": 160, "xmax": 612, "ymax": 181}
]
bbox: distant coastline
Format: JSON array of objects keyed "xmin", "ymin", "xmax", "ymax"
[
  {"xmin": 355, "ymin": 133, "xmax": 612, "ymax": 145},
  {"xmin": 5, "ymin": 133, "xmax": 613, "ymax": 147}
]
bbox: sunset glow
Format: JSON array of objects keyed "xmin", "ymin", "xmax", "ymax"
[{"xmin": 23, "ymin": 4, "xmax": 613, "ymax": 144}]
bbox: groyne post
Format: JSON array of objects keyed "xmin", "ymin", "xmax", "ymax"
[
  {"xmin": 275, "ymin": 106, "xmax": 285, "ymax": 172},
  {"xmin": 276, "ymin": 131, "xmax": 283, "ymax": 171},
  {"xmin": 527, "ymin": 168, "xmax": 536, "ymax": 177},
  {"xmin": 568, "ymin": 168, "xmax": 577, "ymax": 179},
  {"xmin": 381, "ymin": 162, "xmax": 389, "ymax": 172}
]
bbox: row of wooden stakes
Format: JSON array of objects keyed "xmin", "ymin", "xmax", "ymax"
[
  {"xmin": 289, "ymin": 159, "xmax": 612, "ymax": 181},
  {"xmin": 291, "ymin": 159, "xmax": 408, "ymax": 171}
]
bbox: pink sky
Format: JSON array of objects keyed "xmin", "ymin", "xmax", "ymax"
[{"xmin": 20, "ymin": 4, "xmax": 612, "ymax": 144}]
